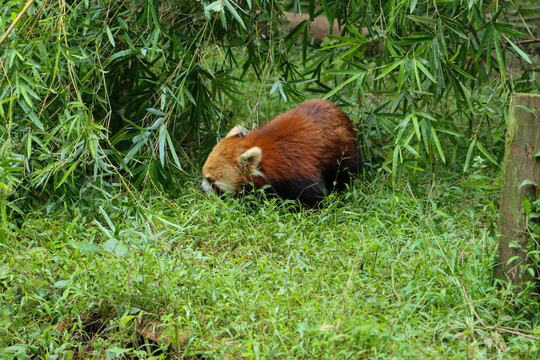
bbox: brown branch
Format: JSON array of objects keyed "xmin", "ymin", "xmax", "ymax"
[
  {"xmin": 515, "ymin": 39, "xmax": 540, "ymax": 45},
  {"xmin": 0, "ymin": 0, "xmax": 36, "ymax": 47},
  {"xmin": 461, "ymin": 286, "xmax": 540, "ymax": 341}
]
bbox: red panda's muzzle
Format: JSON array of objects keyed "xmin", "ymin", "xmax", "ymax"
[{"xmin": 201, "ymin": 179, "xmax": 223, "ymax": 195}]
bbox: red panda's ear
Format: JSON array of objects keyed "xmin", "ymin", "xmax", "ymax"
[
  {"xmin": 226, "ymin": 125, "xmax": 248, "ymax": 138},
  {"xmin": 237, "ymin": 147, "xmax": 262, "ymax": 169}
]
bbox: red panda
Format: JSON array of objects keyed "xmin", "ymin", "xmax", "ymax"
[{"xmin": 201, "ymin": 99, "xmax": 362, "ymax": 207}]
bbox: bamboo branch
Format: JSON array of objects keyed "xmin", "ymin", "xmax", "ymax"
[{"xmin": 0, "ymin": 0, "xmax": 36, "ymax": 47}]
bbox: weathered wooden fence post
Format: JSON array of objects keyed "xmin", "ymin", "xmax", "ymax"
[{"xmin": 495, "ymin": 93, "xmax": 540, "ymax": 286}]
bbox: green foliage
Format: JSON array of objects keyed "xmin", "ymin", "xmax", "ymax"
[
  {"xmin": 0, "ymin": 0, "xmax": 292, "ymax": 212},
  {"xmin": 519, "ymin": 179, "xmax": 540, "ymax": 283},
  {"xmin": 1, "ymin": 1, "xmax": 539, "ymax": 357},
  {"xmin": 315, "ymin": 0, "xmax": 538, "ymax": 179},
  {"xmin": 1, "ymin": 174, "xmax": 539, "ymax": 358},
  {"xmin": 0, "ymin": 0, "xmax": 538, "ymax": 213}
]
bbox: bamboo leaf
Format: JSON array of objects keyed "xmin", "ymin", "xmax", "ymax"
[
  {"xmin": 151, "ymin": 28, "xmax": 160, "ymax": 59},
  {"xmin": 105, "ymin": 25, "xmax": 115, "ymax": 47},
  {"xmin": 392, "ymin": 145, "xmax": 400, "ymax": 184},
  {"xmin": 374, "ymin": 60, "xmax": 403, "ymax": 80},
  {"xmin": 166, "ymin": 131, "xmax": 183, "ymax": 170},
  {"xmin": 19, "ymin": 84, "xmax": 33, "ymax": 107},
  {"xmin": 441, "ymin": 16, "xmax": 468, "ymax": 39},
  {"xmin": 463, "ymin": 139, "xmax": 476, "ymax": 172},
  {"xmin": 393, "ymin": 35, "xmax": 434, "ymax": 46},
  {"xmin": 205, "ymin": 1, "xmax": 223, "ymax": 12},
  {"xmin": 430, "ymin": 127, "xmax": 446, "ymax": 164},
  {"xmin": 147, "ymin": 108, "xmax": 165, "ymax": 117},
  {"xmin": 324, "ymin": 72, "xmax": 363, "ymax": 99},
  {"xmin": 448, "ymin": 62, "xmax": 477, "ymax": 80},
  {"xmin": 56, "ymin": 160, "xmax": 79, "ymax": 188},
  {"xmin": 334, "ymin": 44, "xmax": 362, "ymax": 62},
  {"xmin": 417, "ymin": 112, "xmax": 437, "ymax": 122},
  {"xmin": 416, "ymin": 61, "xmax": 436, "ymax": 83},
  {"xmin": 412, "ymin": 115, "xmax": 421, "ymax": 141},
  {"xmin": 407, "ymin": 15, "xmax": 438, "ymax": 25},
  {"xmin": 278, "ymin": 83, "xmax": 287, "ymax": 102},
  {"xmin": 158, "ymin": 125, "xmax": 166, "ymax": 167},
  {"xmin": 98, "ymin": 206, "xmax": 116, "ymax": 231},
  {"xmin": 475, "ymin": 25, "xmax": 492, "ymax": 61},
  {"xmin": 413, "ymin": 59, "xmax": 422, "ymax": 91},
  {"xmin": 397, "ymin": 60, "xmax": 407, "ymax": 91},
  {"xmin": 404, "ymin": 144, "xmax": 419, "ymax": 157},
  {"xmin": 320, "ymin": 0, "xmax": 332, "ymax": 26},
  {"xmin": 345, "ymin": 25, "xmax": 368, "ymax": 42},
  {"xmin": 17, "ymin": 99, "xmax": 44, "ymax": 130},
  {"xmin": 493, "ymin": 22, "xmax": 527, "ymax": 37},
  {"xmin": 270, "ymin": 81, "xmax": 280, "ymax": 95},
  {"xmin": 409, "ymin": 0, "xmax": 418, "ymax": 12},
  {"xmin": 220, "ymin": 9, "xmax": 227, "ymax": 29},
  {"xmin": 222, "ymin": 0, "xmax": 246, "ymax": 30},
  {"xmin": 516, "ymin": 105, "xmax": 533, "ymax": 113},
  {"xmin": 421, "ymin": 121, "xmax": 429, "ymax": 157},
  {"xmin": 475, "ymin": 141, "xmax": 498, "ymax": 165},
  {"xmin": 149, "ymin": 117, "xmax": 165, "ymax": 130},
  {"xmin": 434, "ymin": 127, "xmax": 464, "ymax": 138},
  {"xmin": 506, "ymin": 256, "xmax": 521, "ymax": 265},
  {"xmin": 493, "ymin": 30, "xmax": 506, "ymax": 83},
  {"xmin": 502, "ymin": 35, "xmax": 532, "ymax": 64},
  {"xmin": 103, "ymin": 49, "xmax": 137, "ymax": 67}
]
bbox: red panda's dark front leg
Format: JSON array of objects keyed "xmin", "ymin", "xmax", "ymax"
[
  {"xmin": 269, "ymin": 177, "xmax": 329, "ymax": 208},
  {"xmin": 323, "ymin": 148, "xmax": 363, "ymax": 192}
]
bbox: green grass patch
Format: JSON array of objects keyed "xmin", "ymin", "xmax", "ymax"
[{"xmin": 1, "ymin": 174, "xmax": 539, "ymax": 359}]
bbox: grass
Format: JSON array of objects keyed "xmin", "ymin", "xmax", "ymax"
[
  {"xmin": 1, "ymin": 170, "xmax": 539, "ymax": 359},
  {"xmin": 2, "ymin": 1, "xmax": 538, "ymax": 358}
]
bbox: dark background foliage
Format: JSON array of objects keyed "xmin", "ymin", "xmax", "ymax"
[{"xmin": 0, "ymin": 0, "xmax": 538, "ymax": 219}]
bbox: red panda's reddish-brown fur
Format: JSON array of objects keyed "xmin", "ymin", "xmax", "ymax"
[{"xmin": 201, "ymin": 99, "xmax": 362, "ymax": 207}]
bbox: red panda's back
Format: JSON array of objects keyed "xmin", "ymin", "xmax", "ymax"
[{"xmin": 245, "ymin": 99, "xmax": 357, "ymax": 183}]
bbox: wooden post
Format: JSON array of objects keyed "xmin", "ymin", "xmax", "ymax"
[{"xmin": 495, "ymin": 93, "xmax": 540, "ymax": 286}]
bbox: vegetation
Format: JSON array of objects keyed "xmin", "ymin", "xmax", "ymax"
[
  {"xmin": 3, "ymin": 173, "xmax": 540, "ymax": 359},
  {"xmin": 1, "ymin": 0, "xmax": 539, "ymax": 358},
  {"xmin": 1, "ymin": 0, "xmax": 538, "ymax": 204}
]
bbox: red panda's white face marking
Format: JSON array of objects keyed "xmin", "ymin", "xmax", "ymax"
[
  {"xmin": 201, "ymin": 154, "xmax": 239, "ymax": 194},
  {"xmin": 201, "ymin": 171, "xmax": 238, "ymax": 194},
  {"xmin": 201, "ymin": 126, "xmax": 263, "ymax": 195}
]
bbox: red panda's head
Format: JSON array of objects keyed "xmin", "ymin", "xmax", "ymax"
[{"xmin": 201, "ymin": 125, "xmax": 263, "ymax": 195}]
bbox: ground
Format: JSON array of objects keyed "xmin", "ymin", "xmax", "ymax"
[{"xmin": 1, "ymin": 171, "xmax": 539, "ymax": 359}]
